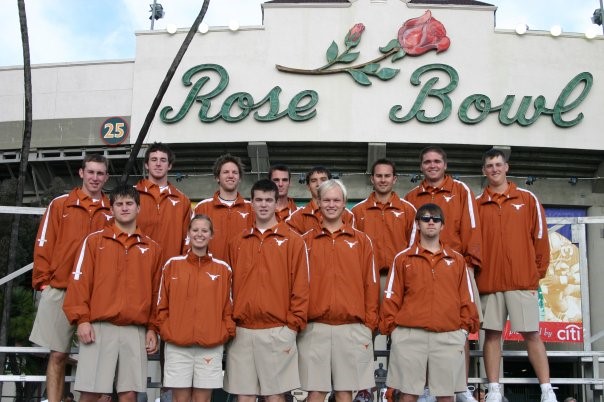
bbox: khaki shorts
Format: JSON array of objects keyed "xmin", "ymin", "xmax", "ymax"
[
  {"xmin": 223, "ymin": 326, "xmax": 299, "ymax": 396},
  {"xmin": 298, "ymin": 322, "xmax": 375, "ymax": 392},
  {"xmin": 75, "ymin": 322, "xmax": 147, "ymax": 394},
  {"xmin": 481, "ymin": 290, "xmax": 539, "ymax": 332},
  {"xmin": 164, "ymin": 342, "xmax": 223, "ymax": 389},
  {"xmin": 387, "ymin": 327, "xmax": 465, "ymax": 397},
  {"xmin": 29, "ymin": 286, "xmax": 74, "ymax": 353}
]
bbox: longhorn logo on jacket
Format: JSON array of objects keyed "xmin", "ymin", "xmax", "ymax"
[
  {"xmin": 344, "ymin": 240, "xmax": 358, "ymax": 249},
  {"xmin": 511, "ymin": 203, "xmax": 525, "ymax": 210},
  {"xmin": 137, "ymin": 246, "xmax": 149, "ymax": 254},
  {"xmin": 207, "ymin": 272, "xmax": 220, "ymax": 281}
]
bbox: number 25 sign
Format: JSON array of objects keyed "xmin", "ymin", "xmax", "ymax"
[{"xmin": 100, "ymin": 117, "xmax": 129, "ymax": 146}]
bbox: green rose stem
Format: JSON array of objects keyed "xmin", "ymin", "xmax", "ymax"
[{"xmin": 276, "ymin": 47, "xmax": 399, "ymax": 75}]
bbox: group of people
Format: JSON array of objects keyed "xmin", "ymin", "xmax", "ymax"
[{"xmin": 28, "ymin": 143, "xmax": 558, "ymax": 402}]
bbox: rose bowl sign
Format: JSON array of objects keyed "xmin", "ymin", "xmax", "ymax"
[{"xmin": 158, "ymin": 10, "xmax": 593, "ymax": 131}]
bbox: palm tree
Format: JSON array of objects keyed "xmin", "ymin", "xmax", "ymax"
[{"xmin": 0, "ymin": 0, "xmax": 34, "ymax": 396}]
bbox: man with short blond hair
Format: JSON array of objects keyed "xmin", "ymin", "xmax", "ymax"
[
  {"xmin": 286, "ymin": 167, "xmax": 354, "ymax": 235},
  {"xmin": 299, "ymin": 179, "xmax": 378, "ymax": 402}
]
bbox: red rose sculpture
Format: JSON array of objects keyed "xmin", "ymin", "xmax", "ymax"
[
  {"xmin": 276, "ymin": 11, "xmax": 451, "ymax": 85},
  {"xmin": 345, "ymin": 23, "xmax": 366, "ymax": 47},
  {"xmin": 397, "ymin": 10, "xmax": 450, "ymax": 56}
]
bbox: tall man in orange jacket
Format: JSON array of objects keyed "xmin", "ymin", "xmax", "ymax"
[
  {"xmin": 299, "ymin": 179, "xmax": 379, "ymax": 402},
  {"xmin": 477, "ymin": 149, "xmax": 556, "ymax": 402},
  {"xmin": 380, "ymin": 203, "xmax": 479, "ymax": 402},
  {"xmin": 353, "ymin": 158, "xmax": 416, "ymax": 274},
  {"xmin": 135, "ymin": 142, "xmax": 191, "ymax": 259},
  {"xmin": 194, "ymin": 154, "xmax": 253, "ymax": 261},
  {"xmin": 405, "ymin": 146, "xmax": 482, "ymax": 402},
  {"xmin": 29, "ymin": 154, "xmax": 112, "ymax": 402},
  {"xmin": 63, "ymin": 185, "xmax": 163, "ymax": 402},
  {"xmin": 224, "ymin": 179, "xmax": 309, "ymax": 402}
]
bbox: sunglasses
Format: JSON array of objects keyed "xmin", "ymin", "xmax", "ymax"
[{"xmin": 418, "ymin": 215, "xmax": 443, "ymax": 223}]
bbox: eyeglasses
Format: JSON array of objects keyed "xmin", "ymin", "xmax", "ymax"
[{"xmin": 418, "ymin": 215, "xmax": 443, "ymax": 223}]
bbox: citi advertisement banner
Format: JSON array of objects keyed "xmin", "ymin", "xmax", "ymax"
[{"xmin": 508, "ymin": 207, "xmax": 583, "ymax": 343}]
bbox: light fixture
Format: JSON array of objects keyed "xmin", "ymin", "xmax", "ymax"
[
  {"xmin": 149, "ymin": 2, "xmax": 164, "ymax": 30},
  {"xmin": 550, "ymin": 25, "xmax": 562, "ymax": 37},
  {"xmin": 526, "ymin": 176, "xmax": 536, "ymax": 186},
  {"xmin": 410, "ymin": 174, "xmax": 420, "ymax": 183},
  {"xmin": 586, "ymin": 25, "xmax": 599, "ymax": 39},
  {"xmin": 569, "ymin": 177, "xmax": 578, "ymax": 185},
  {"xmin": 166, "ymin": 23, "xmax": 177, "ymax": 34},
  {"xmin": 228, "ymin": 20, "xmax": 240, "ymax": 31},
  {"xmin": 198, "ymin": 23, "xmax": 209, "ymax": 34},
  {"xmin": 515, "ymin": 23, "xmax": 528, "ymax": 35}
]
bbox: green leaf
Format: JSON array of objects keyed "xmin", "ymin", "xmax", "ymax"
[
  {"xmin": 338, "ymin": 52, "xmax": 360, "ymax": 63},
  {"xmin": 391, "ymin": 49, "xmax": 406, "ymax": 63},
  {"xmin": 375, "ymin": 68, "xmax": 400, "ymax": 81},
  {"xmin": 362, "ymin": 64, "xmax": 380, "ymax": 74},
  {"xmin": 379, "ymin": 38, "xmax": 400, "ymax": 53},
  {"xmin": 348, "ymin": 70, "xmax": 372, "ymax": 86},
  {"xmin": 326, "ymin": 41, "xmax": 339, "ymax": 63}
]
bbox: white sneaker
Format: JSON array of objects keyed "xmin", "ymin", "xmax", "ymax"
[
  {"xmin": 540, "ymin": 388, "xmax": 558, "ymax": 402},
  {"xmin": 456, "ymin": 389, "xmax": 478, "ymax": 402},
  {"xmin": 485, "ymin": 386, "xmax": 502, "ymax": 402},
  {"xmin": 417, "ymin": 387, "xmax": 436, "ymax": 402}
]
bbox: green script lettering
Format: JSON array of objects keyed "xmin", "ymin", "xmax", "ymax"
[
  {"xmin": 457, "ymin": 72, "xmax": 592, "ymax": 128},
  {"xmin": 160, "ymin": 64, "xmax": 319, "ymax": 124},
  {"xmin": 390, "ymin": 64, "xmax": 458, "ymax": 124}
]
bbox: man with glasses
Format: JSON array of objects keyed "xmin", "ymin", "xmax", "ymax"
[
  {"xmin": 405, "ymin": 146, "xmax": 482, "ymax": 402},
  {"xmin": 380, "ymin": 203, "xmax": 479, "ymax": 402}
]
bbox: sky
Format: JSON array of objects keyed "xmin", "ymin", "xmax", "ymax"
[{"xmin": 1, "ymin": 0, "xmax": 601, "ymax": 67}]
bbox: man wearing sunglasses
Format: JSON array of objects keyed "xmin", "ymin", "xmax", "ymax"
[
  {"xmin": 380, "ymin": 203, "xmax": 479, "ymax": 402},
  {"xmin": 476, "ymin": 149, "xmax": 556, "ymax": 402},
  {"xmin": 405, "ymin": 146, "xmax": 482, "ymax": 402}
]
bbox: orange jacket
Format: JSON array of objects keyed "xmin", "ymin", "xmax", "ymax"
[
  {"xmin": 352, "ymin": 192, "xmax": 417, "ymax": 271},
  {"xmin": 33, "ymin": 188, "xmax": 112, "ymax": 290},
  {"xmin": 63, "ymin": 225, "xmax": 163, "ymax": 331},
  {"xmin": 157, "ymin": 251, "xmax": 235, "ymax": 347},
  {"xmin": 303, "ymin": 224, "xmax": 379, "ymax": 330},
  {"xmin": 405, "ymin": 175, "xmax": 482, "ymax": 269},
  {"xmin": 379, "ymin": 243, "xmax": 479, "ymax": 335},
  {"xmin": 286, "ymin": 199, "xmax": 355, "ymax": 235},
  {"xmin": 475, "ymin": 182, "xmax": 550, "ymax": 293},
  {"xmin": 227, "ymin": 222, "xmax": 309, "ymax": 331},
  {"xmin": 194, "ymin": 192, "xmax": 253, "ymax": 261},
  {"xmin": 136, "ymin": 179, "xmax": 192, "ymax": 259},
  {"xmin": 276, "ymin": 197, "xmax": 299, "ymax": 222}
]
